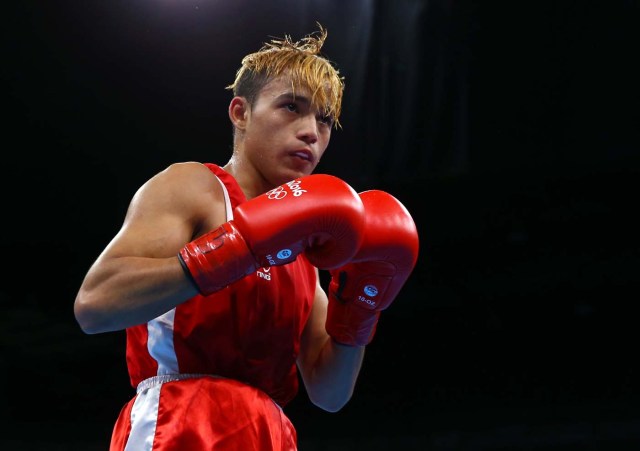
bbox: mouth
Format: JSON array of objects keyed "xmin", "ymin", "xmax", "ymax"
[{"xmin": 289, "ymin": 149, "xmax": 314, "ymax": 164}]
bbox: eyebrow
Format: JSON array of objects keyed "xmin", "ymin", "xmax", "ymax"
[
  {"xmin": 274, "ymin": 92, "xmax": 311, "ymax": 106},
  {"xmin": 274, "ymin": 91, "xmax": 334, "ymax": 123}
]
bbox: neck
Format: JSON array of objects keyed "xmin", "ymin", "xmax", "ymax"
[{"xmin": 222, "ymin": 153, "xmax": 269, "ymax": 201}]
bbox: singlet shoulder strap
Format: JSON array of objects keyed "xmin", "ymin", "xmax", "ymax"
[{"xmin": 202, "ymin": 163, "xmax": 248, "ymax": 221}]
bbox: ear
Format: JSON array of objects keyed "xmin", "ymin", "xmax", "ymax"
[{"xmin": 228, "ymin": 96, "xmax": 249, "ymax": 130}]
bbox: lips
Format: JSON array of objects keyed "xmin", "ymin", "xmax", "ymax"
[{"xmin": 289, "ymin": 149, "xmax": 314, "ymax": 163}]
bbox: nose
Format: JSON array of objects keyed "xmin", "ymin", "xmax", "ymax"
[{"xmin": 296, "ymin": 114, "xmax": 318, "ymax": 145}]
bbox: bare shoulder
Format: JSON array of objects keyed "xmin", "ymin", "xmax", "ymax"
[
  {"xmin": 153, "ymin": 161, "xmax": 218, "ymax": 191},
  {"xmin": 126, "ymin": 161, "xmax": 226, "ymax": 234}
]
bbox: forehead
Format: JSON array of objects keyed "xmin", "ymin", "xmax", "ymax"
[{"xmin": 259, "ymin": 75, "xmax": 313, "ymax": 100}]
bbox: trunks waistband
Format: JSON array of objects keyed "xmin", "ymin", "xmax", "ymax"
[{"xmin": 136, "ymin": 373, "xmax": 215, "ymax": 394}]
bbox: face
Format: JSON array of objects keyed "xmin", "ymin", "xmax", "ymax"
[{"xmin": 237, "ymin": 76, "xmax": 334, "ymax": 188}]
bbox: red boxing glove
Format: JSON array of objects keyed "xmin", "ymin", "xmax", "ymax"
[
  {"xmin": 179, "ymin": 174, "xmax": 366, "ymax": 295},
  {"xmin": 326, "ymin": 190, "xmax": 419, "ymax": 346}
]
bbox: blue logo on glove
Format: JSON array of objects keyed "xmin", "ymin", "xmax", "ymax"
[
  {"xmin": 364, "ymin": 285, "xmax": 378, "ymax": 297},
  {"xmin": 277, "ymin": 249, "xmax": 293, "ymax": 260}
]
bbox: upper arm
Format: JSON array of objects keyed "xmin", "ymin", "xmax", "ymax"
[
  {"xmin": 74, "ymin": 162, "xmax": 227, "ymax": 333},
  {"xmin": 102, "ymin": 162, "xmax": 226, "ymax": 261}
]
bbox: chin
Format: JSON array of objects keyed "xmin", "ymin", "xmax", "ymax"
[
  {"xmin": 268, "ymin": 163, "xmax": 314, "ymax": 187},
  {"xmin": 285, "ymin": 166, "xmax": 315, "ymax": 181}
]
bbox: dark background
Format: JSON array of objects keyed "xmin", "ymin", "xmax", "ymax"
[{"xmin": 2, "ymin": 1, "xmax": 639, "ymax": 449}]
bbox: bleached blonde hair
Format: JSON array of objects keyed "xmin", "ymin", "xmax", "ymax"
[{"xmin": 226, "ymin": 23, "xmax": 345, "ymax": 128}]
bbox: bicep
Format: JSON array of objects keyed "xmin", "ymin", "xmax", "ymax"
[{"xmin": 101, "ymin": 162, "xmax": 226, "ymax": 261}]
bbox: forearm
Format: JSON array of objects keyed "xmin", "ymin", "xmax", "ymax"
[
  {"xmin": 74, "ymin": 255, "xmax": 198, "ymax": 334},
  {"xmin": 303, "ymin": 337, "xmax": 365, "ymax": 412}
]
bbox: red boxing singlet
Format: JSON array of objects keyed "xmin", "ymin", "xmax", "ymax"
[{"xmin": 110, "ymin": 164, "xmax": 317, "ymax": 451}]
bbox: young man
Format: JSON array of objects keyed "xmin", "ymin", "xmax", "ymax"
[{"xmin": 74, "ymin": 25, "xmax": 419, "ymax": 450}]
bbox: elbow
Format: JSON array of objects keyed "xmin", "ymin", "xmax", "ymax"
[
  {"xmin": 74, "ymin": 293, "xmax": 108, "ymax": 335},
  {"xmin": 312, "ymin": 398, "xmax": 349, "ymax": 413},
  {"xmin": 307, "ymin": 390, "xmax": 352, "ymax": 413}
]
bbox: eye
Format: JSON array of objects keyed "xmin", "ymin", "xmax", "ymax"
[
  {"xmin": 318, "ymin": 114, "xmax": 334, "ymax": 127},
  {"xmin": 284, "ymin": 103, "xmax": 298, "ymax": 112}
]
